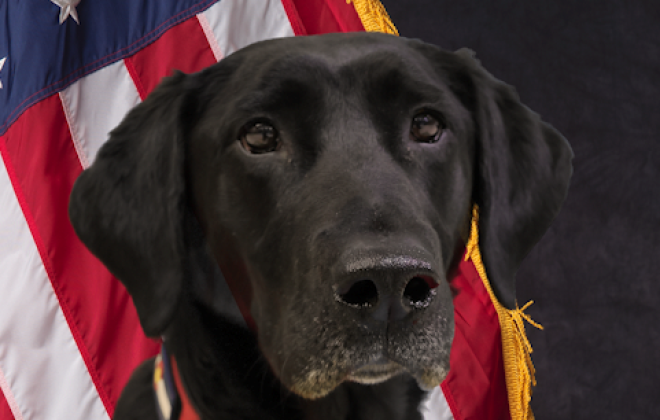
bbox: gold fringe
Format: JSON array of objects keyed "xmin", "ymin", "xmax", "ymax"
[
  {"xmin": 346, "ymin": 0, "xmax": 399, "ymax": 35},
  {"xmin": 465, "ymin": 205, "xmax": 543, "ymax": 420}
]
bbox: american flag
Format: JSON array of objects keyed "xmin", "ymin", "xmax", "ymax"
[{"xmin": 0, "ymin": 1, "xmax": 515, "ymax": 419}]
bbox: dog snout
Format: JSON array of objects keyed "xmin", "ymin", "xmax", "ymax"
[{"xmin": 333, "ymin": 254, "xmax": 441, "ymax": 322}]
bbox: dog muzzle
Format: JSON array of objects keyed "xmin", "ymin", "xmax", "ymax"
[{"xmin": 152, "ymin": 206, "xmax": 542, "ymax": 420}]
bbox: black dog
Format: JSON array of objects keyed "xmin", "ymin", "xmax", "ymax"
[{"xmin": 69, "ymin": 32, "xmax": 572, "ymax": 420}]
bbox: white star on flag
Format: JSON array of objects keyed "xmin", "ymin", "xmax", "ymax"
[
  {"xmin": 51, "ymin": 0, "xmax": 81, "ymax": 25},
  {"xmin": 0, "ymin": 57, "xmax": 6, "ymax": 89}
]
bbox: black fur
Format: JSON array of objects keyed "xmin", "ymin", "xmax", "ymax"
[{"xmin": 69, "ymin": 32, "xmax": 572, "ymax": 419}]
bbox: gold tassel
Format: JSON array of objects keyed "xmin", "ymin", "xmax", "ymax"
[
  {"xmin": 465, "ymin": 205, "xmax": 543, "ymax": 420},
  {"xmin": 346, "ymin": 0, "xmax": 399, "ymax": 35}
]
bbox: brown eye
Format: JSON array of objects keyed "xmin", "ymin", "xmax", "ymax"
[
  {"xmin": 410, "ymin": 113, "xmax": 444, "ymax": 143},
  {"xmin": 239, "ymin": 122, "xmax": 280, "ymax": 153}
]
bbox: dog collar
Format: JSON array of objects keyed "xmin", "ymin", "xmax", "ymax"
[{"xmin": 153, "ymin": 345, "xmax": 200, "ymax": 420}]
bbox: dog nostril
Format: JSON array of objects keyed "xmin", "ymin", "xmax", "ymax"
[
  {"xmin": 336, "ymin": 280, "xmax": 379, "ymax": 307},
  {"xmin": 403, "ymin": 276, "xmax": 437, "ymax": 308}
]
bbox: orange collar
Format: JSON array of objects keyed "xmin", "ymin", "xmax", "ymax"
[{"xmin": 153, "ymin": 346, "xmax": 200, "ymax": 420}]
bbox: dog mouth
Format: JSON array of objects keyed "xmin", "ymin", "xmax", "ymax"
[
  {"xmin": 347, "ymin": 355, "xmax": 449, "ymax": 391},
  {"xmin": 347, "ymin": 357, "xmax": 404, "ymax": 384}
]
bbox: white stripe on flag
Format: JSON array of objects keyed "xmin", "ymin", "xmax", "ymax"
[
  {"xmin": 201, "ymin": 0, "xmax": 295, "ymax": 58},
  {"xmin": 421, "ymin": 386, "xmax": 455, "ymax": 420},
  {"xmin": 59, "ymin": 60, "xmax": 141, "ymax": 168},
  {"xmin": 197, "ymin": 13, "xmax": 224, "ymax": 62},
  {"xmin": 0, "ymin": 160, "xmax": 109, "ymax": 420}
]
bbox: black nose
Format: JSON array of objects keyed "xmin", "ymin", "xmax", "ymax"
[{"xmin": 334, "ymin": 257, "xmax": 439, "ymax": 322}]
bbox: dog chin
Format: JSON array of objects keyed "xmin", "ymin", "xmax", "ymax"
[
  {"xmin": 289, "ymin": 359, "xmax": 447, "ymax": 400},
  {"xmin": 287, "ymin": 362, "xmax": 405, "ymax": 399}
]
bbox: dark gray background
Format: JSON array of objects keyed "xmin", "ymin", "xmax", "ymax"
[{"xmin": 380, "ymin": 1, "xmax": 660, "ymax": 419}]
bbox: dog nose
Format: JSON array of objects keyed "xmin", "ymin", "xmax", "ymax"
[{"xmin": 333, "ymin": 264, "xmax": 439, "ymax": 322}]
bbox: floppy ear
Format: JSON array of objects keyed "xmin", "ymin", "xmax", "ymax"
[
  {"xmin": 69, "ymin": 71, "xmax": 201, "ymax": 337},
  {"xmin": 458, "ymin": 49, "xmax": 573, "ymax": 309}
]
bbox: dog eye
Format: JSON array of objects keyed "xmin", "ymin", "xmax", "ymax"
[
  {"xmin": 410, "ymin": 113, "xmax": 444, "ymax": 143},
  {"xmin": 239, "ymin": 122, "xmax": 280, "ymax": 154}
]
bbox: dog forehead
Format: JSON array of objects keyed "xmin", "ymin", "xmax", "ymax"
[
  {"xmin": 219, "ymin": 33, "xmax": 448, "ymax": 114},
  {"xmin": 230, "ymin": 32, "xmax": 437, "ymax": 85},
  {"xmin": 240, "ymin": 32, "xmax": 415, "ymax": 63}
]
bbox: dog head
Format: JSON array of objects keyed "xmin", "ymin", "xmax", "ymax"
[{"xmin": 69, "ymin": 32, "xmax": 572, "ymax": 399}]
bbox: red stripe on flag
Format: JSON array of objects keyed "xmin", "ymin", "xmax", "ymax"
[
  {"xmin": 0, "ymin": 388, "xmax": 16, "ymax": 420},
  {"xmin": 0, "ymin": 95, "xmax": 159, "ymax": 417},
  {"xmin": 280, "ymin": 0, "xmax": 307, "ymax": 36},
  {"xmin": 289, "ymin": 0, "xmax": 365, "ymax": 34},
  {"xmin": 441, "ymin": 253, "xmax": 510, "ymax": 420},
  {"xmin": 125, "ymin": 17, "xmax": 218, "ymax": 100}
]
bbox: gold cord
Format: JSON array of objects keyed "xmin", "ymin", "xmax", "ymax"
[
  {"xmin": 346, "ymin": 0, "xmax": 399, "ymax": 35},
  {"xmin": 465, "ymin": 205, "xmax": 543, "ymax": 420}
]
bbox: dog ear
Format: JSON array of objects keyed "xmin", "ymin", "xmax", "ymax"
[
  {"xmin": 457, "ymin": 49, "xmax": 574, "ymax": 309},
  {"xmin": 69, "ymin": 71, "xmax": 201, "ymax": 337}
]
